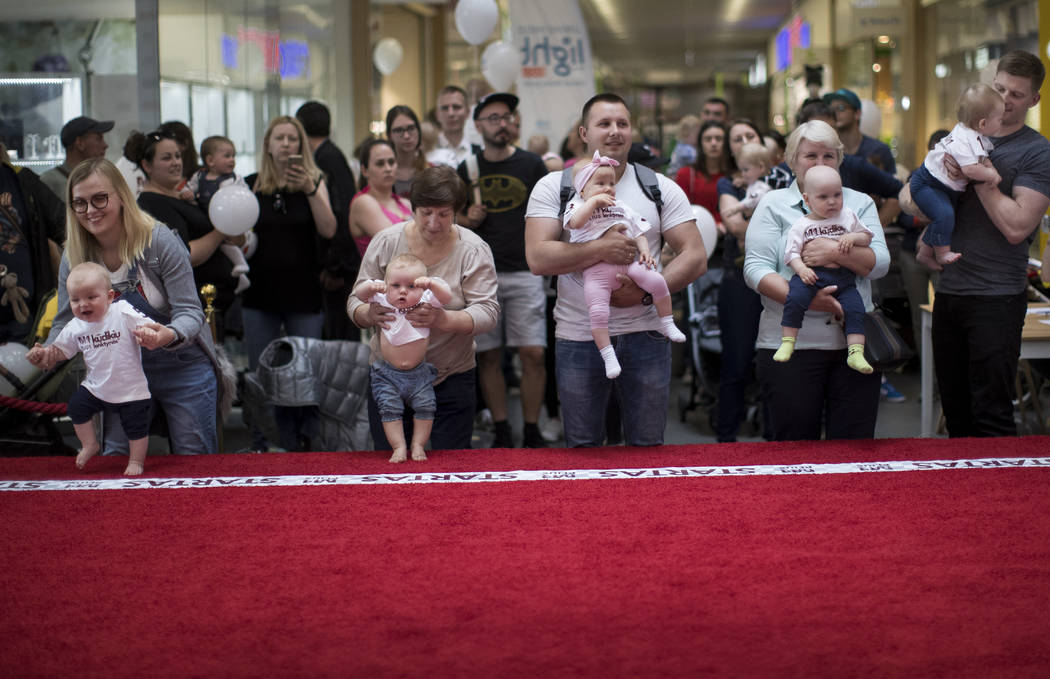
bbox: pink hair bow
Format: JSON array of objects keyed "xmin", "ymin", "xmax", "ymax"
[{"xmin": 574, "ymin": 150, "xmax": 620, "ymax": 194}]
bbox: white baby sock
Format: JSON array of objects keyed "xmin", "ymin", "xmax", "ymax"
[
  {"xmin": 661, "ymin": 315, "xmax": 686, "ymax": 342},
  {"xmin": 600, "ymin": 345, "xmax": 621, "ymax": 379}
]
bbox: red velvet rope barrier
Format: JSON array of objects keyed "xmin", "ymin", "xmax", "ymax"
[{"xmin": 0, "ymin": 394, "xmax": 67, "ymax": 415}]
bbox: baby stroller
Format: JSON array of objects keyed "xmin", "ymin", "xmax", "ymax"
[
  {"xmin": 0, "ymin": 292, "xmax": 79, "ymax": 456},
  {"xmin": 677, "ymin": 267, "xmax": 723, "ymax": 428}
]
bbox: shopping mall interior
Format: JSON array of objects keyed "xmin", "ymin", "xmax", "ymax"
[{"xmin": 1, "ymin": 0, "xmax": 1049, "ymax": 450}]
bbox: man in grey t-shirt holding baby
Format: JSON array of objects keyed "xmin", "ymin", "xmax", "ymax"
[{"xmin": 931, "ymin": 50, "xmax": 1050, "ymax": 437}]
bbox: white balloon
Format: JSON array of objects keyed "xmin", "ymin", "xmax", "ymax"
[
  {"xmin": 481, "ymin": 41, "xmax": 519, "ymax": 91},
  {"xmin": 455, "ymin": 0, "xmax": 499, "ymax": 46},
  {"xmin": 859, "ymin": 99, "xmax": 882, "ymax": 138},
  {"xmin": 209, "ymin": 184, "xmax": 260, "ymax": 236},
  {"xmin": 372, "ymin": 37, "xmax": 404, "ymax": 76},
  {"xmin": 0, "ymin": 343, "xmax": 40, "ymax": 398},
  {"xmin": 691, "ymin": 205, "xmax": 717, "ymax": 261}
]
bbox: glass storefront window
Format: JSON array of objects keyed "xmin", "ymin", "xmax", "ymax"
[{"xmin": 158, "ymin": 0, "xmax": 337, "ymax": 172}]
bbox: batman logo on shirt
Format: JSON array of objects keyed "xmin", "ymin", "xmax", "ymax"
[{"xmin": 480, "ymin": 175, "xmax": 528, "ymax": 213}]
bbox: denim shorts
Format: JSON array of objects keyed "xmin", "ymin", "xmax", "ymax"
[
  {"xmin": 69, "ymin": 385, "xmax": 152, "ymax": 440},
  {"xmin": 370, "ymin": 360, "xmax": 439, "ymax": 422}
]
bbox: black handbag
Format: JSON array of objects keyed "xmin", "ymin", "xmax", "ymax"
[{"xmin": 862, "ymin": 307, "xmax": 915, "ymax": 372}]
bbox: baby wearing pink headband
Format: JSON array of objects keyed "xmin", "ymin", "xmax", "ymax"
[{"xmin": 563, "ymin": 151, "xmax": 685, "ymax": 379}]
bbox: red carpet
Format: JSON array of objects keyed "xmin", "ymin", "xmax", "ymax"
[{"xmin": 3, "ymin": 437, "xmax": 1050, "ymax": 678}]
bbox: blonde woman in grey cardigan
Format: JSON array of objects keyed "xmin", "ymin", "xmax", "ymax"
[{"xmin": 42, "ymin": 158, "xmax": 222, "ymax": 457}]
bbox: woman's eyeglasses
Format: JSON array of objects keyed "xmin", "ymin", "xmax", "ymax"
[
  {"xmin": 71, "ymin": 192, "xmax": 110, "ymax": 213},
  {"xmin": 390, "ymin": 125, "xmax": 418, "ymax": 137}
]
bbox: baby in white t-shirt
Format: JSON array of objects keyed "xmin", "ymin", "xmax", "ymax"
[
  {"xmin": 352, "ymin": 253, "xmax": 452, "ymax": 463},
  {"xmin": 27, "ymin": 262, "xmax": 158, "ymax": 475},
  {"xmin": 909, "ymin": 83, "xmax": 1004, "ymax": 269}
]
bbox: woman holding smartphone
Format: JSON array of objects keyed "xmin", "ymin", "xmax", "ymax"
[{"xmin": 242, "ymin": 115, "xmax": 337, "ymax": 450}]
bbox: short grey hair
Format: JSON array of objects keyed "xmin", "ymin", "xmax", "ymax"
[{"xmin": 785, "ymin": 120, "xmax": 844, "ymax": 174}]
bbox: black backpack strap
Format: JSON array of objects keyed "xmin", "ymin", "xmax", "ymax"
[
  {"xmin": 632, "ymin": 162, "xmax": 663, "ymax": 219},
  {"xmin": 557, "ymin": 167, "xmax": 575, "ymax": 217}
]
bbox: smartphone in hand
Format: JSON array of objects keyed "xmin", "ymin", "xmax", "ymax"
[{"xmin": 288, "ymin": 154, "xmax": 304, "ymax": 168}]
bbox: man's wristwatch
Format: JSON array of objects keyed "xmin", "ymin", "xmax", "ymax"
[{"xmin": 641, "ymin": 293, "xmax": 653, "ymax": 306}]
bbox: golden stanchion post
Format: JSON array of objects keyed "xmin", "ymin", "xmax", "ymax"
[
  {"xmin": 200, "ymin": 284, "xmax": 218, "ymax": 341},
  {"xmin": 200, "ymin": 284, "xmax": 223, "ymax": 453}
]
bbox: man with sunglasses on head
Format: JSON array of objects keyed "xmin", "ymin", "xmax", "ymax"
[
  {"xmin": 823, "ymin": 88, "xmax": 895, "ymax": 174},
  {"xmin": 456, "ymin": 93, "xmax": 550, "ymax": 448}
]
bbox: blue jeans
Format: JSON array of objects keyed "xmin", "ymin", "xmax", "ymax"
[
  {"xmin": 102, "ymin": 342, "xmax": 218, "ymax": 455},
  {"xmin": 242, "ymin": 308, "xmax": 324, "ymax": 449},
  {"xmin": 368, "ymin": 368, "xmax": 476, "ymax": 451},
  {"xmin": 910, "ymin": 165, "xmax": 959, "ymax": 248},
  {"xmin": 241, "ymin": 308, "xmax": 325, "ymax": 370},
  {"xmin": 782, "ymin": 267, "xmax": 866, "ymax": 336},
  {"xmin": 716, "ymin": 266, "xmax": 764, "ymax": 442},
  {"xmin": 371, "ymin": 360, "xmax": 438, "ymax": 421},
  {"xmin": 556, "ymin": 331, "xmax": 671, "ymax": 447}
]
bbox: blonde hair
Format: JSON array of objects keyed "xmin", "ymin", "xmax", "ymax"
[
  {"xmin": 677, "ymin": 114, "xmax": 702, "ymax": 142},
  {"xmin": 957, "ymin": 84, "xmax": 1003, "ymax": 129},
  {"xmin": 65, "ymin": 158, "xmax": 155, "ymax": 268},
  {"xmin": 785, "ymin": 121, "xmax": 844, "ymax": 174},
  {"xmin": 67, "ymin": 261, "xmax": 112, "ymax": 292},
  {"xmin": 386, "ymin": 253, "xmax": 426, "ymax": 279},
  {"xmin": 254, "ymin": 115, "xmax": 323, "ymax": 195},
  {"xmin": 737, "ymin": 142, "xmax": 772, "ymax": 170}
]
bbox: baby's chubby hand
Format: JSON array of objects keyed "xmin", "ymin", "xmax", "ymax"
[
  {"xmin": 414, "ymin": 276, "xmax": 433, "ymax": 290},
  {"xmin": 133, "ymin": 325, "xmax": 160, "ymax": 346},
  {"xmin": 26, "ymin": 343, "xmax": 50, "ymax": 367},
  {"xmin": 588, "ymin": 194, "xmax": 616, "ymax": 209}
]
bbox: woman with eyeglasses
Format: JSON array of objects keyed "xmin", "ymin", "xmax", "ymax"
[
  {"xmin": 349, "ymin": 138, "xmax": 411, "ymax": 257},
  {"xmin": 385, "ymin": 105, "xmax": 429, "ymax": 198},
  {"xmin": 128, "ymin": 130, "xmax": 242, "ymax": 330},
  {"xmin": 241, "ymin": 115, "xmax": 336, "ymax": 450},
  {"xmin": 41, "ymin": 158, "xmax": 222, "ymax": 457}
]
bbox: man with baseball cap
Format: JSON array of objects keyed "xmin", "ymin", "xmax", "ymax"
[
  {"xmin": 40, "ymin": 116, "xmax": 113, "ymax": 200},
  {"xmin": 823, "ymin": 88, "xmax": 895, "ymax": 174},
  {"xmin": 455, "ymin": 92, "xmax": 550, "ymax": 448}
]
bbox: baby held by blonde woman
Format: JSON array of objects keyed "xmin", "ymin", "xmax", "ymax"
[
  {"xmin": 352, "ymin": 254, "xmax": 452, "ymax": 462},
  {"xmin": 27, "ymin": 262, "xmax": 158, "ymax": 475}
]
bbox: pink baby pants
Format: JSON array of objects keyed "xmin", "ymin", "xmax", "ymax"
[{"xmin": 583, "ymin": 261, "xmax": 670, "ymax": 329}]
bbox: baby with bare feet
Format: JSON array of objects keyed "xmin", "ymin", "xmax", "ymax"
[
  {"xmin": 352, "ymin": 254, "xmax": 452, "ymax": 463},
  {"xmin": 909, "ymin": 83, "xmax": 1004, "ymax": 270},
  {"xmin": 27, "ymin": 262, "xmax": 157, "ymax": 475}
]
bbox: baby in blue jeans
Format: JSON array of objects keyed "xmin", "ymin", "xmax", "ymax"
[{"xmin": 352, "ymin": 253, "xmax": 452, "ymax": 463}]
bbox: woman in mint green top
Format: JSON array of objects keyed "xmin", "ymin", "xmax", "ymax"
[{"xmin": 742, "ymin": 121, "xmax": 889, "ymax": 440}]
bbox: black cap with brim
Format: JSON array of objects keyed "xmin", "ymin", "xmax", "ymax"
[
  {"xmin": 473, "ymin": 93, "xmax": 520, "ymax": 119},
  {"xmin": 60, "ymin": 116, "xmax": 115, "ymax": 147}
]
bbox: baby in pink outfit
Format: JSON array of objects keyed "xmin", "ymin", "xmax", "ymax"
[{"xmin": 563, "ymin": 151, "xmax": 685, "ymax": 379}]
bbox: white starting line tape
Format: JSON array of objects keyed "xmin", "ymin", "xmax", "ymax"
[{"xmin": 2, "ymin": 457, "xmax": 1049, "ymax": 492}]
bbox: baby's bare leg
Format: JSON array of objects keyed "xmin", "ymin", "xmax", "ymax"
[
  {"xmin": 410, "ymin": 418, "xmax": 433, "ymax": 461},
  {"xmin": 383, "ymin": 419, "xmax": 408, "ymax": 463},
  {"xmin": 73, "ymin": 421, "xmax": 100, "ymax": 470},
  {"xmin": 124, "ymin": 437, "xmax": 148, "ymax": 476}
]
